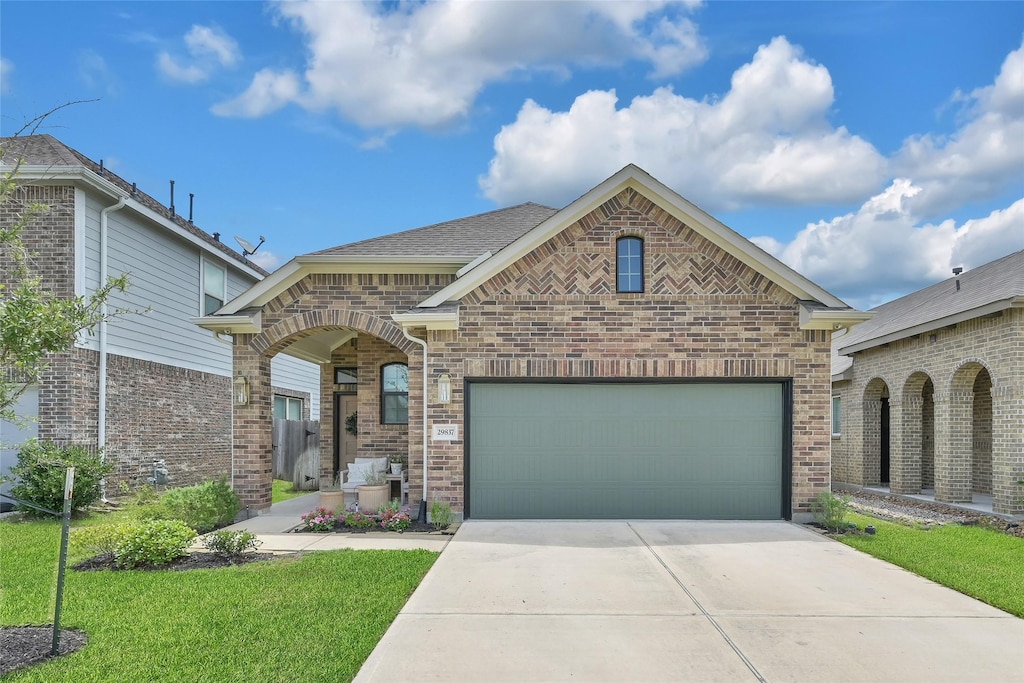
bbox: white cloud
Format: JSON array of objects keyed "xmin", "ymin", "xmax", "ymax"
[
  {"xmin": 759, "ymin": 180, "xmax": 1024, "ymax": 308},
  {"xmin": 248, "ymin": 250, "xmax": 281, "ymax": 271},
  {"xmin": 78, "ymin": 49, "xmax": 117, "ymax": 95},
  {"xmin": 211, "ymin": 69, "xmax": 301, "ymax": 118},
  {"xmin": 0, "ymin": 57, "xmax": 12, "ymax": 94},
  {"xmin": 893, "ymin": 39, "xmax": 1024, "ymax": 217},
  {"xmin": 214, "ymin": 0, "xmax": 708, "ymax": 128},
  {"xmin": 480, "ymin": 36, "xmax": 886, "ymax": 209},
  {"xmin": 158, "ymin": 24, "xmax": 240, "ymax": 84}
]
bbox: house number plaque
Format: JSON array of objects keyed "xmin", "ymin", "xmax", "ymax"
[{"xmin": 432, "ymin": 424, "xmax": 459, "ymax": 441}]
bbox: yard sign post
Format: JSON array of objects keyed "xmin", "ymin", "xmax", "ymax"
[{"xmin": 51, "ymin": 467, "xmax": 75, "ymax": 656}]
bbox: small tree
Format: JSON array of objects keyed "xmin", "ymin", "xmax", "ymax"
[
  {"xmin": 1, "ymin": 102, "xmax": 129, "ymax": 423},
  {"xmin": 812, "ymin": 490, "xmax": 852, "ymax": 533}
]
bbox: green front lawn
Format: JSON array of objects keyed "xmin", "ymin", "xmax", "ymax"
[
  {"xmin": 0, "ymin": 517, "xmax": 437, "ymax": 682},
  {"xmin": 272, "ymin": 478, "xmax": 311, "ymax": 503},
  {"xmin": 840, "ymin": 512, "xmax": 1024, "ymax": 617}
]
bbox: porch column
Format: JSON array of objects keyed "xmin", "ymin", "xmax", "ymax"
[
  {"xmin": 991, "ymin": 384, "xmax": 1023, "ymax": 515},
  {"xmin": 890, "ymin": 396, "xmax": 922, "ymax": 494},
  {"xmin": 934, "ymin": 390, "xmax": 972, "ymax": 503},
  {"xmin": 406, "ymin": 345, "xmax": 424, "ymax": 512},
  {"xmin": 232, "ymin": 340, "xmax": 273, "ymax": 510}
]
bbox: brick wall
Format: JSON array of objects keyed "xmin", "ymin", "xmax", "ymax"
[{"xmin": 831, "ymin": 307, "xmax": 1023, "ymax": 514}]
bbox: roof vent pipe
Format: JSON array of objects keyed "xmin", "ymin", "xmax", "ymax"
[
  {"xmin": 131, "ymin": 182, "xmax": 137, "ymax": 197},
  {"xmin": 169, "ymin": 180, "xmax": 175, "ymax": 217},
  {"xmin": 189, "ymin": 193, "xmax": 194, "ymax": 223},
  {"xmin": 953, "ymin": 266, "xmax": 963, "ymax": 291},
  {"xmin": 99, "ymin": 160, "xmax": 104, "ymax": 175}
]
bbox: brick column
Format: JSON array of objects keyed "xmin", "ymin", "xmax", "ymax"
[
  {"xmin": 991, "ymin": 384, "xmax": 1023, "ymax": 515},
  {"xmin": 232, "ymin": 340, "xmax": 273, "ymax": 510},
  {"xmin": 890, "ymin": 396, "xmax": 922, "ymax": 494},
  {"xmin": 934, "ymin": 390, "xmax": 973, "ymax": 503}
]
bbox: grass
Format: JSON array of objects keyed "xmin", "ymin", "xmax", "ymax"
[
  {"xmin": 840, "ymin": 512, "xmax": 1024, "ymax": 617},
  {"xmin": 272, "ymin": 479, "xmax": 311, "ymax": 504},
  {"xmin": 0, "ymin": 514, "xmax": 438, "ymax": 682}
]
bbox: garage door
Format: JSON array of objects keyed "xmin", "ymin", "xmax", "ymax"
[{"xmin": 467, "ymin": 382, "xmax": 786, "ymax": 520}]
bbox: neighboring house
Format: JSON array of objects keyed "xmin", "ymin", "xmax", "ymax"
[
  {"xmin": 831, "ymin": 250, "xmax": 1024, "ymax": 516},
  {"xmin": 0, "ymin": 135, "xmax": 320, "ymax": 508},
  {"xmin": 197, "ymin": 164, "xmax": 870, "ymax": 521}
]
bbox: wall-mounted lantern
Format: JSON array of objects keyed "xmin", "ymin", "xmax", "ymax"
[
  {"xmin": 437, "ymin": 373, "xmax": 452, "ymax": 404},
  {"xmin": 233, "ymin": 374, "xmax": 250, "ymax": 406}
]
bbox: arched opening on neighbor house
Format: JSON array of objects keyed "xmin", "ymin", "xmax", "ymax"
[
  {"xmin": 944, "ymin": 361, "xmax": 994, "ymax": 504},
  {"xmin": 897, "ymin": 371, "xmax": 935, "ymax": 495},
  {"xmin": 862, "ymin": 378, "xmax": 891, "ymax": 487}
]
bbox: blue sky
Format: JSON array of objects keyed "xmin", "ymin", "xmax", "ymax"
[{"xmin": 2, "ymin": 1, "xmax": 1022, "ymax": 309}]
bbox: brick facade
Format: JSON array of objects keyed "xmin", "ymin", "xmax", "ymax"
[
  {"xmin": 832, "ymin": 307, "xmax": 1024, "ymax": 515},
  {"xmin": 236, "ymin": 188, "xmax": 835, "ymax": 519}
]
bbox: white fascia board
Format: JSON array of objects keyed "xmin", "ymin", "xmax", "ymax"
[
  {"xmin": 391, "ymin": 310, "xmax": 459, "ymax": 330},
  {"xmin": 216, "ymin": 254, "xmax": 472, "ymax": 315},
  {"xmin": 418, "ymin": 164, "xmax": 851, "ymax": 309},
  {"xmin": 838, "ymin": 297, "xmax": 1023, "ymax": 355},
  {"xmin": 9, "ymin": 165, "xmax": 264, "ymax": 280},
  {"xmin": 799, "ymin": 305, "xmax": 874, "ymax": 331},
  {"xmin": 191, "ymin": 312, "xmax": 262, "ymax": 334},
  {"xmin": 457, "ymin": 251, "xmax": 493, "ymax": 278}
]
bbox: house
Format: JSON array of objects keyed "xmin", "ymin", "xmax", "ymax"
[
  {"xmin": 0, "ymin": 135, "xmax": 320, "ymax": 508},
  {"xmin": 831, "ymin": 250, "xmax": 1024, "ymax": 516},
  {"xmin": 196, "ymin": 164, "xmax": 871, "ymax": 522}
]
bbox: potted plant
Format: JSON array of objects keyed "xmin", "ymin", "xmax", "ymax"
[
  {"xmin": 319, "ymin": 473, "xmax": 345, "ymax": 510},
  {"xmin": 389, "ymin": 455, "xmax": 405, "ymax": 475},
  {"xmin": 357, "ymin": 469, "xmax": 389, "ymax": 513}
]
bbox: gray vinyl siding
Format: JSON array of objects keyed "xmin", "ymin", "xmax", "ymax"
[{"xmin": 77, "ymin": 190, "xmax": 320, "ymax": 418}]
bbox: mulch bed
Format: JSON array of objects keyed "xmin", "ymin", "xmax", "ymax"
[
  {"xmin": 72, "ymin": 551, "xmax": 281, "ymax": 572},
  {"xmin": 292, "ymin": 519, "xmax": 452, "ymax": 534},
  {"xmin": 0, "ymin": 626, "xmax": 88, "ymax": 677}
]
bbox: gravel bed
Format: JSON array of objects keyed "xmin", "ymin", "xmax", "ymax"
[{"xmin": 840, "ymin": 488, "xmax": 1024, "ymax": 537}]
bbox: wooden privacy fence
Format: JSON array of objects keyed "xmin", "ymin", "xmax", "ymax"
[{"xmin": 272, "ymin": 419, "xmax": 320, "ymax": 490}]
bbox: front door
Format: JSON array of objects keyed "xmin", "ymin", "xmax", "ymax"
[{"xmin": 333, "ymin": 393, "xmax": 358, "ymax": 475}]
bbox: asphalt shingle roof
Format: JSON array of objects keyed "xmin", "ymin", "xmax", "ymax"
[
  {"xmin": 312, "ymin": 202, "xmax": 559, "ymax": 258},
  {"xmin": 836, "ymin": 249, "xmax": 1023, "ymax": 354},
  {"xmin": 1, "ymin": 134, "xmax": 263, "ymax": 275}
]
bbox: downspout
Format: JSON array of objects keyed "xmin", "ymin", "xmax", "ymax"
[
  {"xmin": 98, "ymin": 196, "xmax": 127, "ymax": 501},
  {"xmin": 399, "ymin": 325, "xmax": 429, "ymax": 520}
]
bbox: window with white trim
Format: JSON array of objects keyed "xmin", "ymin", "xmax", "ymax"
[
  {"xmin": 274, "ymin": 395, "xmax": 303, "ymax": 420},
  {"xmin": 202, "ymin": 258, "xmax": 227, "ymax": 315},
  {"xmin": 831, "ymin": 396, "xmax": 841, "ymax": 437},
  {"xmin": 616, "ymin": 236, "xmax": 644, "ymax": 293}
]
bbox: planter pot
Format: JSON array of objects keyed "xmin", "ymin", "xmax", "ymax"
[
  {"xmin": 357, "ymin": 483, "xmax": 389, "ymax": 513},
  {"xmin": 390, "ymin": 463, "xmax": 403, "ymax": 475},
  {"xmin": 319, "ymin": 489, "xmax": 345, "ymax": 511}
]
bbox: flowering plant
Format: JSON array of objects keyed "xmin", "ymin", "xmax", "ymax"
[
  {"xmin": 299, "ymin": 506, "xmax": 337, "ymax": 532},
  {"xmin": 380, "ymin": 505, "xmax": 412, "ymax": 531},
  {"xmin": 343, "ymin": 510, "xmax": 376, "ymax": 529}
]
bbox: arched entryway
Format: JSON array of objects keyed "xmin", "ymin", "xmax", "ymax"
[
  {"xmin": 862, "ymin": 378, "xmax": 891, "ymax": 486},
  {"xmin": 938, "ymin": 361, "xmax": 993, "ymax": 504},
  {"xmin": 893, "ymin": 372, "xmax": 935, "ymax": 495}
]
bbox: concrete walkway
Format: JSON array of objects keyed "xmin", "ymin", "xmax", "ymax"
[
  {"xmin": 216, "ymin": 492, "xmax": 450, "ymax": 553},
  {"xmin": 354, "ymin": 520, "xmax": 1024, "ymax": 683}
]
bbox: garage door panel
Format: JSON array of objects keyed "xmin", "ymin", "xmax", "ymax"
[{"xmin": 469, "ymin": 382, "xmax": 785, "ymax": 520}]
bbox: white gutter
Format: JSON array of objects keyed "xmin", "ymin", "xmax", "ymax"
[
  {"xmin": 98, "ymin": 195, "xmax": 127, "ymax": 501},
  {"xmin": 399, "ymin": 325, "xmax": 429, "ymax": 516}
]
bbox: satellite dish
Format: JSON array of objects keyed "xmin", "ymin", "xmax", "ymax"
[{"xmin": 234, "ymin": 234, "xmax": 265, "ymax": 257}]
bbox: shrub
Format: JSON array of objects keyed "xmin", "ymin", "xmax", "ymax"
[
  {"xmin": 342, "ymin": 510, "xmax": 376, "ymax": 529},
  {"xmin": 71, "ymin": 522, "xmax": 139, "ymax": 557},
  {"xmin": 430, "ymin": 500, "xmax": 453, "ymax": 531},
  {"xmin": 6, "ymin": 439, "xmax": 113, "ymax": 516},
  {"xmin": 161, "ymin": 478, "xmax": 239, "ymax": 533},
  {"xmin": 812, "ymin": 490, "xmax": 852, "ymax": 532},
  {"xmin": 299, "ymin": 506, "xmax": 337, "ymax": 532},
  {"xmin": 201, "ymin": 530, "xmax": 262, "ymax": 558},
  {"xmin": 380, "ymin": 505, "xmax": 411, "ymax": 532},
  {"xmin": 114, "ymin": 519, "xmax": 196, "ymax": 568}
]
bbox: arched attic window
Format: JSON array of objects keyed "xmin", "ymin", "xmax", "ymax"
[
  {"xmin": 381, "ymin": 362, "xmax": 409, "ymax": 425},
  {"xmin": 616, "ymin": 236, "xmax": 644, "ymax": 293}
]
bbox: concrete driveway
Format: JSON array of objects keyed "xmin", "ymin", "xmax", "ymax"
[{"xmin": 355, "ymin": 521, "xmax": 1023, "ymax": 683}]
